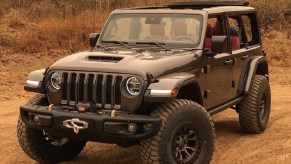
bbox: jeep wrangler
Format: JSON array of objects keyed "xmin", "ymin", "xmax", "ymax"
[{"xmin": 17, "ymin": 1, "xmax": 271, "ymax": 164}]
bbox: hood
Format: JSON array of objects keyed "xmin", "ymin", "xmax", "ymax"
[{"xmin": 48, "ymin": 49, "xmax": 202, "ymax": 80}]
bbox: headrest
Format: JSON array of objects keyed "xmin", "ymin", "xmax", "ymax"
[
  {"xmin": 172, "ymin": 19, "xmax": 187, "ymax": 36},
  {"xmin": 150, "ymin": 24, "xmax": 165, "ymax": 36},
  {"xmin": 206, "ymin": 23, "xmax": 212, "ymax": 38}
]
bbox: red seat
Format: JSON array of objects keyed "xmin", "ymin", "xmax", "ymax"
[
  {"xmin": 205, "ymin": 23, "xmax": 212, "ymax": 50},
  {"xmin": 215, "ymin": 20, "xmax": 221, "ymax": 35},
  {"xmin": 231, "ymin": 36, "xmax": 240, "ymax": 50},
  {"xmin": 216, "ymin": 20, "xmax": 241, "ymax": 50},
  {"xmin": 172, "ymin": 19, "xmax": 187, "ymax": 36},
  {"xmin": 145, "ymin": 24, "xmax": 165, "ymax": 40}
]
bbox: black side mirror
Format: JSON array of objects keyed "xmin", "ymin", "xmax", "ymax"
[
  {"xmin": 89, "ymin": 33, "xmax": 100, "ymax": 48},
  {"xmin": 212, "ymin": 36, "xmax": 227, "ymax": 53}
]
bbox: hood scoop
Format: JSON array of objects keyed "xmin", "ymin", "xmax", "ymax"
[{"xmin": 86, "ymin": 55, "xmax": 123, "ymax": 63}]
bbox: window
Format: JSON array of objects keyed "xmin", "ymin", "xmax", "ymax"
[
  {"xmin": 100, "ymin": 14, "xmax": 203, "ymax": 48},
  {"xmin": 242, "ymin": 15, "xmax": 252, "ymax": 43},
  {"xmin": 205, "ymin": 16, "xmax": 228, "ymax": 53},
  {"xmin": 227, "ymin": 13, "xmax": 260, "ymax": 51},
  {"xmin": 227, "ymin": 17, "xmax": 241, "ymax": 50},
  {"xmin": 242, "ymin": 13, "xmax": 260, "ymax": 46}
]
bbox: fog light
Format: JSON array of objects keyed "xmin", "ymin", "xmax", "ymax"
[
  {"xmin": 33, "ymin": 115, "xmax": 40, "ymax": 123},
  {"xmin": 128, "ymin": 123, "xmax": 137, "ymax": 133}
]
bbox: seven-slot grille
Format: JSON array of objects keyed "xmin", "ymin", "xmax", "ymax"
[{"xmin": 61, "ymin": 72, "xmax": 123, "ymax": 109}]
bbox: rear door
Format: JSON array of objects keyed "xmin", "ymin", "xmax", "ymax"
[{"xmin": 226, "ymin": 12, "xmax": 262, "ymax": 96}]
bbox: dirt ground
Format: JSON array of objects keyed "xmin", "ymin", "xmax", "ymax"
[{"xmin": 0, "ymin": 64, "xmax": 291, "ymax": 163}]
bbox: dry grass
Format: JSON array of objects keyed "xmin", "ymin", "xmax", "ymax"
[{"xmin": 0, "ymin": 0, "xmax": 290, "ymax": 65}]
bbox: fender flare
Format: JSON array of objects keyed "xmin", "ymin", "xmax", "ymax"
[
  {"xmin": 24, "ymin": 69, "xmax": 46, "ymax": 93},
  {"xmin": 243, "ymin": 56, "xmax": 269, "ymax": 93},
  {"xmin": 144, "ymin": 72, "xmax": 202, "ymax": 103}
]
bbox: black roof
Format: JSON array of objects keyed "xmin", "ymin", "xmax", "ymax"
[
  {"xmin": 167, "ymin": 1, "xmax": 249, "ymax": 9},
  {"xmin": 127, "ymin": 1, "xmax": 249, "ymax": 10}
]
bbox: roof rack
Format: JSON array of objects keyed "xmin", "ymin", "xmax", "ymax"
[{"xmin": 167, "ymin": 1, "xmax": 249, "ymax": 9}]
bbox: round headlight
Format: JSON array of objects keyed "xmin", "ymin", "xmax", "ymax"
[
  {"xmin": 126, "ymin": 77, "xmax": 141, "ymax": 96},
  {"xmin": 51, "ymin": 72, "xmax": 62, "ymax": 90}
]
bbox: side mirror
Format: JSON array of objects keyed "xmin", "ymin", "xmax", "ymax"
[
  {"xmin": 212, "ymin": 36, "xmax": 227, "ymax": 53},
  {"xmin": 89, "ymin": 33, "xmax": 100, "ymax": 48}
]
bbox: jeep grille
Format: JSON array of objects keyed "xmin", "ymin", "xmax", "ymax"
[{"xmin": 60, "ymin": 72, "xmax": 123, "ymax": 109}]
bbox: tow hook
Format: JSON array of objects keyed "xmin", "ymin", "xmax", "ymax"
[
  {"xmin": 111, "ymin": 110, "xmax": 116, "ymax": 117},
  {"xmin": 48, "ymin": 104, "xmax": 53, "ymax": 112}
]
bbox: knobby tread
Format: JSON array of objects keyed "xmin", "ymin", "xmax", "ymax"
[
  {"xmin": 140, "ymin": 99, "xmax": 215, "ymax": 164},
  {"xmin": 238, "ymin": 75, "xmax": 271, "ymax": 134},
  {"xmin": 17, "ymin": 116, "xmax": 86, "ymax": 163}
]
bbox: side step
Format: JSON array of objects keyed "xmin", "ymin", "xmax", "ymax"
[{"xmin": 208, "ymin": 97, "xmax": 243, "ymax": 116}]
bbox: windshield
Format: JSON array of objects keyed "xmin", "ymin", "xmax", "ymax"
[{"xmin": 100, "ymin": 13, "xmax": 203, "ymax": 48}]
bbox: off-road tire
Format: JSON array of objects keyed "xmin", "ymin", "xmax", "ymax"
[
  {"xmin": 141, "ymin": 99, "xmax": 215, "ymax": 164},
  {"xmin": 17, "ymin": 95, "xmax": 86, "ymax": 163},
  {"xmin": 238, "ymin": 75, "xmax": 271, "ymax": 133}
]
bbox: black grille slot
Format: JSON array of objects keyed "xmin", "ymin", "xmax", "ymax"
[
  {"xmin": 96, "ymin": 75, "xmax": 103, "ymax": 104},
  {"xmin": 62, "ymin": 73, "xmax": 68, "ymax": 100},
  {"xmin": 70, "ymin": 73, "xmax": 77, "ymax": 102},
  {"xmin": 60, "ymin": 72, "xmax": 126, "ymax": 109},
  {"xmin": 87, "ymin": 74, "xmax": 94, "ymax": 102},
  {"xmin": 78, "ymin": 74, "xmax": 85, "ymax": 101},
  {"xmin": 115, "ymin": 76, "xmax": 122, "ymax": 105},
  {"xmin": 106, "ymin": 75, "xmax": 113, "ymax": 104}
]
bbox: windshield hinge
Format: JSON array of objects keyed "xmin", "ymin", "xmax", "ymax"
[{"xmin": 201, "ymin": 65, "xmax": 211, "ymax": 74}]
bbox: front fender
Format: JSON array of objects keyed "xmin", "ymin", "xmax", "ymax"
[
  {"xmin": 24, "ymin": 69, "xmax": 46, "ymax": 94},
  {"xmin": 144, "ymin": 72, "xmax": 200, "ymax": 102}
]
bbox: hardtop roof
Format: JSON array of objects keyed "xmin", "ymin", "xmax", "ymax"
[{"xmin": 116, "ymin": 1, "xmax": 255, "ymax": 15}]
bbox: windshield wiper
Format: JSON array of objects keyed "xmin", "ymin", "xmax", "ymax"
[
  {"xmin": 102, "ymin": 41, "xmax": 130, "ymax": 49},
  {"xmin": 137, "ymin": 41, "xmax": 171, "ymax": 51}
]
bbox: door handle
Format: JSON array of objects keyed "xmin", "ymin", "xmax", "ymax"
[
  {"xmin": 224, "ymin": 59, "xmax": 233, "ymax": 65},
  {"xmin": 241, "ymin": 55, "xmax": 249, "ymax": 60}
]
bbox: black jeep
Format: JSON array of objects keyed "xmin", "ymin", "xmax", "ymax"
[{"xmin": 17, "ymin": 1, "xmax": 271, "ymax": 164}]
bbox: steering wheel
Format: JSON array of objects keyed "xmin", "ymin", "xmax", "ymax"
[{"xmin": 176, "ymin": 36, "xmax": 196, "ymax": 42}]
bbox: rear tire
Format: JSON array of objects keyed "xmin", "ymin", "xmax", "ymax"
[
  {"xmin": 141, "ymin": 99, "xmax": 215, "ymax": 164},
  {"xmin": 238, "ymin": 75, "xmax": 271, "ymax": 133}
]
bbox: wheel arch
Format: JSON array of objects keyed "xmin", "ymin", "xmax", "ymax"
[
  {"xmin": 144, "ymin": 72, "xmax": 203, "ymax": 105},
  {"xmin": 176, "ymin": 82, "xmax": 203, "ymax": 106},
  {"xmin": 244, "ymin": 56, "xmax": 269, "ymax": 93}
]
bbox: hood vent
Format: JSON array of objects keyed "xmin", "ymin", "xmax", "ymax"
[{"xmin": 86, "ymin": 56, "xmax": 123, "ymax": 63}]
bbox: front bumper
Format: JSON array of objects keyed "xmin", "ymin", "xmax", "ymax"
[{"xmin": 20, "ymin": 104, "xmax": 161, "ymax": 144}]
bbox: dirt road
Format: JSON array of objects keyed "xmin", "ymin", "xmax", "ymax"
[{"xmin": 0, "ymin": 66, "xmax": 291, "ymax": 163}]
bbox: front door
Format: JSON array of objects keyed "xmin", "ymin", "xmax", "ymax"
[{"xmin": 204, "ymin": 15, "xmax": 234, "ymax": 108}]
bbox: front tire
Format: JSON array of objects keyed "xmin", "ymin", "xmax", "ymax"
[
  {"xmin": 17, "ymin": 117, "xmax": 86, "ymax": 163},
  {"xmin": 238, "ymin": 75, "xmax": 271, "ymax": 133},
  {"xmin": 141, "ymin": 100, "xmax": 215, "ymax": 164}
]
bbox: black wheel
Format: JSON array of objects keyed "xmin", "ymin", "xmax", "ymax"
[
  {"xmin": 238, "ymin": 75, "xmax": 271, "ymax": 133},
  {"xmin": 141, "ymin": 100, "xmax": 215, "ymax": 164},
  {"xmin": 17, "ymin": 95, "xmax": 86, "ymax": 163}
]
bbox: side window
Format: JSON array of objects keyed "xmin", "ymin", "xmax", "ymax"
[
  {"xmin": 242, "ymin": 15, "xmax": 252, "ymax": 43},
  {"xmin": 227, "ymin": 13, "xmax": 260, "ymax": 51},
  {"xmin": 241, "ymin": 13, "xmax": 260, "ymax": 46},
  {"xmin": 227, "ymin": 17, "xmax": 241, "ymax": 51},
  {"xmin": 205, "ymin": 16, "xmax": 228, "ymax": 53}
]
